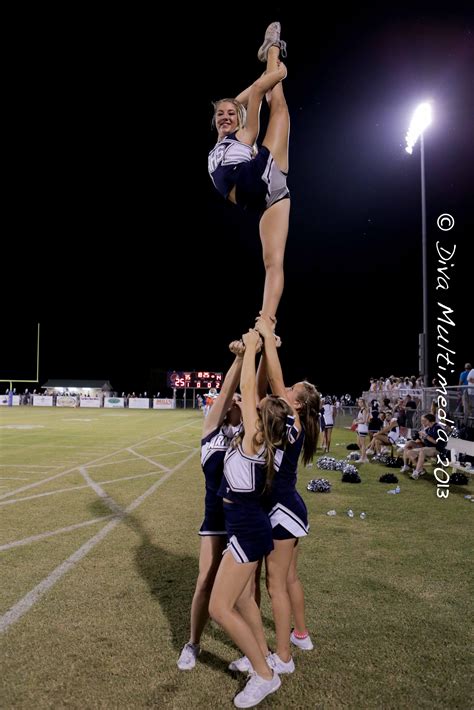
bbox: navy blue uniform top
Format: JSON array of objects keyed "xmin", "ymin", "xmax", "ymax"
[
  {"xmin": 208, "ymin": 133, "xmax": 254, "ymax": 199},
  {"xmin": 425, "ymin": 423, "xmax": 446, "ymax": 453},
  {"xmin": 201, "ymin": 424, "xmax": 240, "ymax": 493},
  {"xmin": 271, "ymin": 428, "xmax": 304, "ymax": 498},
  {"xmin": 218, "ymin": 444, "xmax": 268, "ymax": 505}
]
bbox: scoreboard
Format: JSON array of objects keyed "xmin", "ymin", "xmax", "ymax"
[{"xmin": 167, "ymin": 371, "xmax": 223, "ymax": 389}]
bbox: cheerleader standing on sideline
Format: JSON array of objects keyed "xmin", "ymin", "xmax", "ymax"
[
  {"xmin": 354, "ymin": 398, "xmax": 370, "ymax": 463},
  {"xmin": 321, "ymin": 396, "xmax": 336, "ymax": 452},
  {"xmin": 177, "ymin": 341, "xmax": 244, "ymax": 670}
]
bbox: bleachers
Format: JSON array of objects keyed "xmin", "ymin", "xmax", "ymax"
[{"xmin": 447, "ymin": 437, "xmax": 474, "ymax": 476}]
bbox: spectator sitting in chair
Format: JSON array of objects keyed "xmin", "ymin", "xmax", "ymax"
[
  {"xmin": 401, "ymin": 413, "xmax": 445, "ymax": 479},
  {"xmin": 399, "ymin": 427, "xmax": 428, "ymax": 473},
  {"xmin": 366, "ymin": 417, "xmax": 400, "ymax": 456}
]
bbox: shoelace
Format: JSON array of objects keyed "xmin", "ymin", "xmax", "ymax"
[
  {"xmin": 277, "ymin": 40, "xmax": 287, "ymax": 58},
  {"xmin": 183, "ymin": 643, "xmax": 198, "ymax": 659},
  {"xmin": 246, "ymin": 672, "xmax": 271, "ymax": 694}
]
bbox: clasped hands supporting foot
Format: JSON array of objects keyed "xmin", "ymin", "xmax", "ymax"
[{"xmin": 228, "ymin": 314, "xmax": 281, "ymax": 356}]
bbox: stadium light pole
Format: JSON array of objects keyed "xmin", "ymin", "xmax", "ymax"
[{"xmin": 405, "ymin": 102, "xmax": 432, "ymax": 387}]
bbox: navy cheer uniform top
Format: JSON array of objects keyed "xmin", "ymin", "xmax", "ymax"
[
  {"xmin": 199, "ymin": 423, "xmax": 240, "ymax": 536},
  {"xmin": 208, "ymin": 133, "xmax": 254, "ymax": 200},
  {"xmin": 218, "ymin": 443, "xmax": 274, "ymax": 563},
  {"xmin": 218, "ymin": 444, "xmax": 268, "ymax": 504},
  {"xmin": 267, "ymin": 421, "xmax": 310, "ymax": 539},
  {"xmin": 201, "ymin": 423, "xmax": 240, "ymax": 493}
]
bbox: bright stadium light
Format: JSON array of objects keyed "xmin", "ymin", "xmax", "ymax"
[
  {"xmin": 405, "ymin": 102, "xmax": 432, "ymax": 154},
  {"xmin": 405, "ymin": 102, "xmax": 433, "ymax": 387}
]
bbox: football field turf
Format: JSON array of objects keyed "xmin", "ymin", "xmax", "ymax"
[{"xmin": 1, "ymin": 408, "xmax": 471, "ymax": 708}]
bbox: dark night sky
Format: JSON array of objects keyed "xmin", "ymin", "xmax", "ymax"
[{"xmin": 2, "ymin": 4, "xmax": 473, "ymax": 397}]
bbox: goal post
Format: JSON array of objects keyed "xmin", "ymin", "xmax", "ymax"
[{"xmin": 0, "ymin": 323, "xmax": 40, "ymax": 395}]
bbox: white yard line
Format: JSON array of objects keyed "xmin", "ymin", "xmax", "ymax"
[
  {"xmin": 86, "ymin": 457, "xmax": 139, "ymax": 469},
  {"xmin": 135, "ymin": 450, "xmax": 193, "ymax": 458},
  {"xmin": 0, "ymin": 477, "xmax": 30, "ymax": 481},
  {"xmin": 79, "ymin": 468, "xmax": 125, "ymax": 517},
  {"xmin": 155, "ymin": 436, "xmax": 195, "ymax": 450},
  {"xmin": 0, "ymin": 447, "xmax": 198, "ymax": 633},
  {"xmin": 126, "ymin": 448, "xmax": 170, "ymax": 471},
  {"xmin": 0, "ymin": 464, "xmax": 57, "ymax": 469},
  {"xmin": 0, "ymin": 516, "xmax": 116, "ymax": 551},
  {"xmin": 0, "ymin": 470, "xmax": 165, "ymax": 507},
  {"xmin": 86, "ymin": 453, "xmax": 190, "ymax": 468},
  {"xmin": 0, "ymin": 420, "xmax": 196, "ymax": 501}
]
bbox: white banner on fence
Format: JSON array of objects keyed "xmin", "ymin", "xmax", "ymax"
[
  {"xmin": 0, "ymin": 395, "xmax": 20, "ymax": 406},
  {"xmin": 57, "ymin": 396, "xmax": 77, "ymax": 408},
  {"xmin": 153, "ymin": 398, "xmax": 175, "ymax": 409},
  {"xmin": 80, "ymin": 397, "xmax": 101, "ymax": 408},
  {"xmin": 104, "ymin": 397, "xmax": 125, "ymax": 408},
  {"xmin": 33, "ymin": 395, "xmax": 53, "ymax": 407},
  {"xmin": 128, "ymin": 398, "xmax": 150, "ymax": 409}
]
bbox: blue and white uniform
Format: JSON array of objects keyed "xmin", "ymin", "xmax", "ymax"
[
  {"xmin": 321, "ymin": 403, "xmax": 334, "ymax": 429},
  {"xmin": 199, "ymin": 424, "xmax": 240, "ymax": 536},
  {"xmin": 356, "ymin": 408, "xmax": 369, "ymax": 436},
  {"xmin": 387, "ymin": 420, "xmax": 400, "ymax": 444},
  {"xmin": 208, "ymin": 132, "xmax": 289, "ymax": 213},
  {"xmin": 217, "ymin": 444, "xmax": 273, "ymax": 563},
  {"xmin": 267, "ymin": 422, "xmax": 309, "ymax": 540}
]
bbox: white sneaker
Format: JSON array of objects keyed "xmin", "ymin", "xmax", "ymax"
[
  {"xmin": 229, "ymin": 655, "xmax": 253, "ymax": 673},
  {"xmin": 267, "ymin": 652, "xmax": 295, "ymax": 674},
  {"xmin": 177, "ymin": 642, "xmax": 200, "ymax": 670},
  {"xmin": 259, "ymin": 21, "xmax": 280, "ymax": 51},
  {"xmin": 400, "ymin": 465, "xmax": 411, "ymax": 473},
  {"xmin": 290, "ymin": 630, "xmax": 314, "ymax": 650},
  {"xmin": 257, "ymin": 22, "xmax": 287, "ymax": 63},
  {"xmin": 233, "ymin": 671, "xmax": 281, "ymax": 708}
]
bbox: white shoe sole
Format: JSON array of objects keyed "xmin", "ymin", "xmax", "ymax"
[
  {"xmin": 233, "ymin": 675, "xmax": 281, "ymax": 708},
  {"xmin": 290, "ymin": 634, "xmax": 314, "ymax": 651}
]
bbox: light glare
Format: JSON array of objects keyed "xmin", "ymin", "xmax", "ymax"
[{"xmin": 405, "ymin": 102, "xmax": 432, "ymax": 154}]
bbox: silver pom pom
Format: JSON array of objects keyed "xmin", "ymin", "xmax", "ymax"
[{"xmin": 307, "ymin": 478, "xmax": 332, "ymax": 492}]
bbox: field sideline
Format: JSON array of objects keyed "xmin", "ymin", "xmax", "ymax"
[{"xmin": 0, "ymin": 407, "xmax": 471, "ymax": 708}]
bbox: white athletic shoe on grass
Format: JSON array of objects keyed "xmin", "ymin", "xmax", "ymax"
[
  {"xmin": 177, "ymin": 642, "xmax": 200, "ymax": 670},
  {"xmin": 229, "ymin": 652, "xmax": 294, "ymax": 675},
  {"xmin": 228, "ymin": 655, "xmax": 253, "ymax": 673},
  {"xmin": 233, "ymin": 671, "xmax": 281, "ymax": 708},
  {"xmin": 290, "ymin": 630, "xmax": 314, "ymax": 650},
  {"xmin": 267, "ymin": 652, "xmax": 295, "ymax": 673}
]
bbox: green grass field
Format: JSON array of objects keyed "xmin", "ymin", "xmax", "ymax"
[{"xmin": 1, "ymin": 407, "xmax": 472, "ymax": 708}]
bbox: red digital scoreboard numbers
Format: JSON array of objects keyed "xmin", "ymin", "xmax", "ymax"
[{"xmin": 167, "ymin": 371, "xmax": 223, "ymax": 389}]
